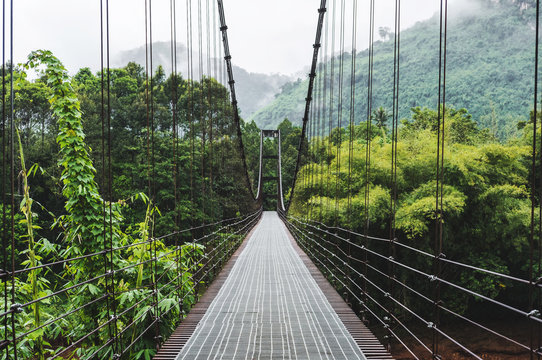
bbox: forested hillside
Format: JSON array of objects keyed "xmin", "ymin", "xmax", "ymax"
[
  {"xmin": 252, "ymin": 0, "xmax": 537, "ymax": 140},
  {"xmin": 116, "ymin": 42, "xmax": 292, "ymax": 118}
]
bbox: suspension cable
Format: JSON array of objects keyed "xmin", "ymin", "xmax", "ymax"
[
  {"xmin": 347, "ymin": 0, "xmax": 357, "ymax": 224},
  {"xmin": 362, "ymin": 0, "xmax": 375, "ymax": 313},
  {"xmin": 198, "ymin": 0, "xmax": 206, "ymax": 222},
  {"xmin": 433, "ymin": 0, "xmax": 448, "ymax": 356},
  {"xmin": 365, "ymin": 0, "xmax": 375, "ymax": 236},
  {"xmin": 530, "ymin": 0, "xmax": 541, "ymax": 357},
  {"xmin": 318, "ymin": 54, "xmax": 325, "ymax": 221},
  {"xmin": 334, "ymin": 0, "xmax": 345, "ymax": 227},
  {"xmin": 286, "ymin": 0, "xmax": 327, "ymax": 211},
  {"xmin": 106, "ymin": 0, "xmax": 120, "ymax": 354},
  {"xmin": 326, "ymin": 0, "xmax": 336, "ymax": 219},
  {"xmin": 9, "ymin": 0, "xmax": 16, "ymax": 356},
  {"xmin": 207, "ymin": 0, "xmax": 214, "ymax": 222},
  {"xmin": 386, "ymin": 0, "xmax": 401, "ymax": 352},
  {"xmin": 144, "ymin": 0, "xmax": 161, "ymax": 348},
  {"xmin": 169, "ymin": 0, "xmax": 182, "ymax": 318},
  {"xmin": 100, "ymin": 0, "xmax": 116, "ymax": 355},
  {"xmin": 538, "ymin": 1, "xmax": 542, "ymax": 351},
  {"xmin": 216, "ymin": 0, "xmax": 258, "ymax": 201},
  {"xmin": 1, "ymin": 0, "xmax": 8, "ymax": 355},
  {"xmin": 187, "ymin": 0, "xmax": 195, "ymax": 229}
]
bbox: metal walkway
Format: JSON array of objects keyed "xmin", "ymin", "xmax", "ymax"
[{"xmin": 172, "ymin": 211, "xmax": 369, "ymax": 360}]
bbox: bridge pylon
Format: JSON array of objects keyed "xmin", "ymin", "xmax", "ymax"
[{"xmin": 258, "ymin": 130, "xmax": 286, "ymax": 212}]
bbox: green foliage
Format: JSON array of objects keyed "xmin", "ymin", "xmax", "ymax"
[
  {"xmin": 290, "ymin": 105, "xmax": 533, "ymax": 317},
  {"xmin": 1, "ymin": 50, "xmax": 254, "ymax": 359},
  {"xmin": 16, "ymin": 128, "xmax": 46, "ymax": 359}
]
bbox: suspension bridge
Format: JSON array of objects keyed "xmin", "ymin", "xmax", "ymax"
[{"xmin": 1, "ymin": 0, "xmax": 542, "ymax": 359}]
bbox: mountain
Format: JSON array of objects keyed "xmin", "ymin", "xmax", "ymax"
[
  {"xmin": 114, "ymin": 42, "xmax": 292, "ymax": 119},
  {"xmin": 251, "ymin": 0, "xmax": 537, "ymax": 140}
]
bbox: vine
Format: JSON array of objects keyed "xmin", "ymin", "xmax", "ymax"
[
  {"xmin": 25, "ymin": 50, "xmax": 107, "ymax": 256},
  {"xmin": 16, "ymin": 50, "xmax": 205, "ymax": 359}
]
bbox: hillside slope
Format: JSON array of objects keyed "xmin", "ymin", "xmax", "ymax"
[
  {"xmin": 114, "ymin": 42, "xmax": 292, "ymax": 118},
  {"xmin": 251, "ymin": 0, "xmax": 536, "ymax": 139}
]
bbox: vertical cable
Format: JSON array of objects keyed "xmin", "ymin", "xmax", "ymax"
[
  {"xmin": 105, "ymin": 1, "xmax": 120, "ymax": 355},
  {"xmin": 433, "ymin": 0, "xmax": 443, "ymax": 354},
  {"xmin": 286, "ymin": 0, "xmax": 327, "ymax": 211},
  {"xmin": 347, "ymin": 0, "xmax": 357, "ymax": 225},
  {"xmin": 531, "ymin": 0, "xmax": 541, "ymax": 358},
  {"xmin": 433, "ymin": 0, "xmax": 448, "ymax": 356},
  {"xmin": 363, "ymin": 0, "xmax": 375, "ymax": 307},
  {"xmin": 365, "ymin": 0, "xmax": 375, "ymax": 236},
  {"xmin": 144, "ymin": 0, "xmax": 152, "ymax": 336},
  {"xmin": 148, "ymin": 0, "xmax": 161, "ymax": 348},
  {"xmin": 346, "ymin": 0, "xmax": 357, "ymax": 310},
  {"xmin": 170, "ymin": 0, "xmax": 182, "ymax": 318},
  {"xmin": 187, "ymin": 0, "xmax": 196, "ymax": 311},
  {"xmin": 309, "ymin": 86, "xmax": 314, "ymax": 220},
  {"xmin": 308, "ymin": 82, "xmax": 313, "ymax": 220},
  {"xmin": 302, "ymin": 113, "xmax": 308, "ymax": 218},
  {"xmin": 9, "ymin": 0, "xmax": 16, "ymax": 356},
  {"xmin": 187, "ymin": 0, "xmax": 195, "ymax": 229},
  {"xmin": 326, "ymin": 0, "xmax": 336, "ymax": 218},
  {"xmin": 315, "ymin": 67, "xmax": 321, "ymax": 220},
  {"xmin": 537, "ymin": 2, "xmax": 542, "ymax": 354},
  {"xmin": 325, "ymin": 0, "xmax": 336, "ymax": 295},
  {"xmin": 99, "ymin": 0, "xmax": 114, "ymax": 356},
  {"xmin": 150, "ymin": 2, "xmax": 156, "ymax": 204},
  {"xmin": 207, "ymin": 0, "xmax": 214, "ymax": 223},
  {"xmin": 198, "ymin": 0, "xmax": 206, "ymax": 224},
  {"xmin": 145, "ymin": 0, "xmax": 151, "ymax": 203},
  {"xmin": 310, "ymin": 88, "xmax": 316, "ymax": 220},
  {"xmin": 387, "ymin": 0, "xmax": 401, "ymax": 352},
  {"xmin": 212, "ymin": 0, "xmax": 218, "ymax": 222},
  {"xmin": 318, "ymin": 58, "xmax": 325, "ymax": 221},
  {"xmin": 320, "ymin": 10, "xmax": 329, "ymax": 223},
  {"xmin": 219, "ymin": 29, "xmax": 225, "ymax": 175},
  {"xmin": 180, "ymin": 0, "xmax": 190, "ymax": 315},
  {"xmin": 394, "ymin": 0, "xmax": 401, "ymax": 262},
  {"xmin": 334, "ymin": 0, "xmax": 345, "ymax": 226},
  {"xmin": 1, "ymin": 0, "xmax": 7, "ymax": 355}
]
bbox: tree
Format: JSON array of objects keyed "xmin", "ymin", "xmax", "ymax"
[{"xmin": 372, "ymin": 106, "xmax": 389, "ymax": 131}]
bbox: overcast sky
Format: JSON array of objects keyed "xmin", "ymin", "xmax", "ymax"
[{"xmin": 11, "ymin": 0, "xmax": 445, "ymax": 76}]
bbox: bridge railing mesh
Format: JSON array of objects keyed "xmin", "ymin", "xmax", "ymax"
[
  {"xmin": 280, "ymin": 211, "xmax": 538, "ymax": 359},
  {"xmin": 0, "ymin": 209, "xmax": 261, "ymax": 359}
]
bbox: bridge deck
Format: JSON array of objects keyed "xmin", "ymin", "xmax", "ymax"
[{"xmin": 156, "ymin": 211, "xmax": 391, "ymax": 360}]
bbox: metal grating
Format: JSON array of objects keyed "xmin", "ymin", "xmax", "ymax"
[
  {"xmin": 154, "ymin": 212, "xmax": 393, "ymax": 360},
  {"xmin": 286, "ymin": 228, "xmax": 394, "ymax": 360},
  {"xmin": 153, "ymin": 219, "xmax": 260, "ymax": 360}
]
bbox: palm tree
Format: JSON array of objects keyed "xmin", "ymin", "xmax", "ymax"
[{"xmin": 372, "ymin": 106, "xmax": 389, "ymax": 130}]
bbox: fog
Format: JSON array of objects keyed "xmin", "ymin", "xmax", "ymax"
[{"xmin": 8, "ymin": 0, "xmax": 479, "ymax": 76}]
